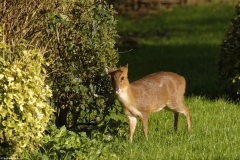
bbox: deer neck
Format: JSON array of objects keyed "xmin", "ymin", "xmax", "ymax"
[
  {"xmin": 116, "ymin": 84, "xmax": 134, "ymax": 106},
  {"xmin": 116, "ymin": 84, "xmax": 143, "ymax": 117}
]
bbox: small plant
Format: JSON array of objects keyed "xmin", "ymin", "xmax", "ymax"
[{"xmin": 22, "ymin": 118, "xmax": 128, "ymax": 159}]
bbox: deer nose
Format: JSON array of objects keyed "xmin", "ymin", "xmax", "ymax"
[
  {"xmin": 115, "ymin": 86, "xmax": 121, "ymax": 94},
  {"xmin": 115, "ymin": 86, "xmax": 119, "ymax": 91}
]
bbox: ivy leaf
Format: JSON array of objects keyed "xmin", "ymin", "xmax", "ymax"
[{"xmin": 0, "ymin": 74, "xmax": 4, "ymax": 79}]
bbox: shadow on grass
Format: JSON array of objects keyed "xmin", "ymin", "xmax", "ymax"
[{"xmin": 117, "ymin": 43, "xmax": 233, "ymax": 99}]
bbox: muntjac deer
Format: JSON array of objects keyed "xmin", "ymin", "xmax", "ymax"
[{"xmin": 105, "ymin": 64, "xmax": 191, "ymax": 142}]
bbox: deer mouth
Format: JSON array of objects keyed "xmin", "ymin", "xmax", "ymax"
[{"xmin": 115, "ymin": 89, "xmax": 121, "ymax": 94}]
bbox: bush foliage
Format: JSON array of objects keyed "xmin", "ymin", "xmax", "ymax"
[
  {"xmin": 41, "ymin": 0, "xmax": 118, "ymax": 129},
  {"xmin": 0, "ymin": 0, "xmax": 120, "ymax": 158},
  {"xmin": 0, "ymin": 28, "xmax": 52, "ymax": 157},
  {"xmin": 218, "ymin": 2, "xmax": 240, "ymax": 100}
]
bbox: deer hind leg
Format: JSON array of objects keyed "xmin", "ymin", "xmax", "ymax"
[
  {"xmin": 169, "ymin": 103, "xmax": 191, "ymax": 131},
  {"xmin": 174, "ymin": 112, "xmax": 179, "ymax": 131},
  {"xmin": 182, "ymin": 105, "xmax": 191, "ymax": 131},
  {"xmin": 128, "ymin": 115, "xmax": 137, "ymax": 142},
  {"xmin": 176, "ymin": 105, "xmax": 191, "ymax": 131}
]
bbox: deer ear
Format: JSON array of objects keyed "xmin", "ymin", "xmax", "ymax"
[
  {"xmin": 121, "ymin": 64, "xmax": 128, "ymax": 75},
  {"xmin": 105, "ymin": 67, "xmax": 115, "ymax": 74}
]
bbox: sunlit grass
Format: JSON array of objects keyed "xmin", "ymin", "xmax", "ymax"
[{"xmin": 109, "ymin": 97, "xmax": 240, "ymax": 159}]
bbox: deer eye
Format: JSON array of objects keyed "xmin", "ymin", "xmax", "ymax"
[{"xmin": 121, "ymin": 77, "xmax": 124, "ymax": 81}]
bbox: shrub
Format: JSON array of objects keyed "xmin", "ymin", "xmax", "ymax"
[
  {"xmin": 1, "ymin": 0, "xmax": 119, "ymax": 131},
  {"xmin": 0, "ymin": 28, "xmax": 52, "ymax": 157},
  {"xmin": 0, "ymin": 0, "xmax": 120, "ymax": 157},
  {"xmin": 40, "ymin": 0, "xmax": 119, "ymax": 129},
  {"xmin": 217, "ymin": 2, "xmax": 240, "ymax": 100}
]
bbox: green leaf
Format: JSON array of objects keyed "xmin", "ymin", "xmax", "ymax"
[
  {"xmin": 0, "ymin": 74, "xmax": 4, "ymax": 79},
  {"xmin": 65, "ymin": 86, "xmax": 70, "ymax": 92}
]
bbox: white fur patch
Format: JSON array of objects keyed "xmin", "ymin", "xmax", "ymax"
[
  {"xmin": 159, "ymin": 82, "xmax": 163, "ymax": 87},
  {"xmin": 125, "ymin": 107, "xmax": 142, "ymax": 118},
  {"xmin": 118, "ymin": 89, "xmax": 142, "ymax": 118},
  {"xmin": 129, "ymin": 106, "xmax": 142, "ymax": 118},
  {"xmin": 155, "ymin": 107, "xmax": 164, "ymax": 112},
  {"xmin": 118, "ymin": 88, "xmax": 129, "ymax": 103},
  {"xmin": 128, "ymin": 115, "xmax": 137, "ymax": 123}
]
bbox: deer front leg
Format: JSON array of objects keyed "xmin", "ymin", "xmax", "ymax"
[
  {"xmin": 141, "ymin": 114, "xmax": 149, "ymax": 141},
  {"xmin": 128, "ymin": 115, "xmax": 137, "ymax": 142}
]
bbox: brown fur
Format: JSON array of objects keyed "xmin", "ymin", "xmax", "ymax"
[{"xmin": 106, "ymin": 64, "xmax": 191, "ymax": 142}]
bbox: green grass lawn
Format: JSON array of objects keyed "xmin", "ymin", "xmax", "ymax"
[
  {"xmin": 106, "ymin": 2, "xmax": 240, "ymax": 159},
  {"xmin": 109, "ymin": 97, "xmax": 240, "ymax": 159}
]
